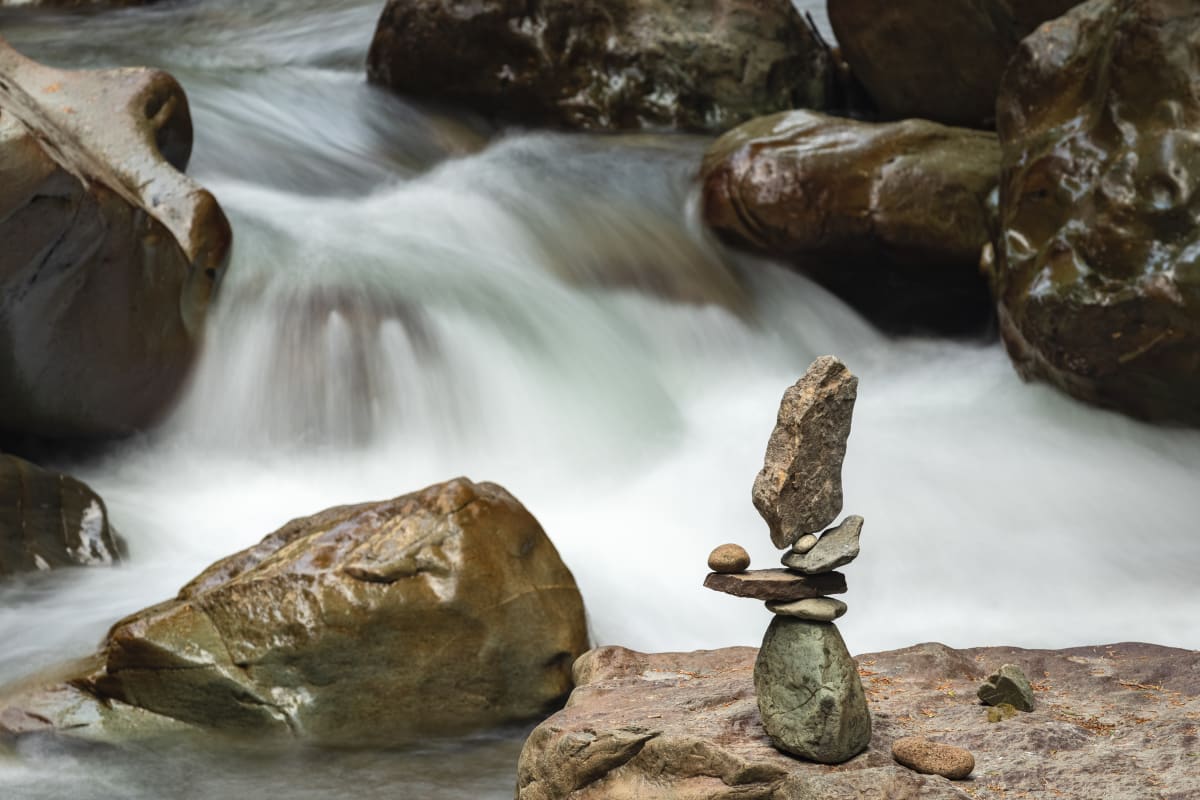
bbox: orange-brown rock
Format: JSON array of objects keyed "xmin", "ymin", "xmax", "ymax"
[{"xmin": 891, "ymin": 735, "xmax": 975, "ymax": 780}]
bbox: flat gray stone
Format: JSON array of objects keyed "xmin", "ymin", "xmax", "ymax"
[
  {"xmin": 755, "ymin": 617, "xmax": 871, "ymax": 763},
  {"xmin": 752, "ymin": 357, "xmax": 858, "ymax": 548},
  {"xmin": 978, "ymin": 664, "xmax": 1035, "ymax": 712},
  {"xmin": 704, "ymin": 569, "xmax": 846, "ymax": 601},
  {"xmin": 767, "ymin": 597, "xmax": 847, "ymax": 621},
  {"xmin": 781, "ymin": 516, "xmax": 863, "ymax": 574}
]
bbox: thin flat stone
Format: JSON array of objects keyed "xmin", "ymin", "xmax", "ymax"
[
  {"xmin": 781, "ymin": 516, "xmax": 862, "ymax": 574},
  {"xmin": 766, "ymin": 596, "xmax": 847, "ymax": 621},
  {"xmin": 704, "ymin": 569, "xmax": 846, "ymax": 601}
]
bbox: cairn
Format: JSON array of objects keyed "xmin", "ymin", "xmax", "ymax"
[{"xmin": 704, "ymin": 356, "xmax": 871, "ymax": 764}]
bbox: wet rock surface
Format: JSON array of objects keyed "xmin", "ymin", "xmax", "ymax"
[
  {"xmin": 0, "ymin": 478, "xmax": 588, "ymax": 746},
  {"xmin": 0, "ymin": 39, "xmax": 231, "ymax": 439},
  {"xmin": 517, "ymin": 641, "xmax": 1200, "ymax": 799},
  {"xmin": 702, "ymin": 111, "xmax": 998, "ymax": 334},
  {"xmin": 992, "ymin": 0, "xmax": 1200, "ymax": 425},
  {"xmin": 366, "ymin": 0, "xmax": 834, "ymax": 134},
  {"xmin": 0, "ymin": 454, "xmax": 120, "ymax": 577}
]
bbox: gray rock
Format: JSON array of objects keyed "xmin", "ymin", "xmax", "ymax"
[
  {"xmin": 978, "ymin": 664, "xmax": 1035, "ymax": 712},
  {"xmin": 752, "ymin": 357, "xmax": 858, "ymax": 548},
  {"xmin": 754, "ymin": 617, "xmax": 871, "ymax": 763},
  {"xmin": 782, "ymin": 516, "xmax": 863, "ymax": 574},
  {"xmin": 704, "ymin": 569, "xmax": 846, "ymax": 601},
  {"xmin": 767, "ymin": 597, "xmax": 847, "ymax": 622},
  {"xmin": 792, "ymin": 533, "xmax": 819, "ymax": 555}
]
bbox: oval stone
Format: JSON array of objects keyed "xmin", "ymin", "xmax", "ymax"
[
  {"xmin": 707, "ymin": 543, "xmax": 751, "ymax": 573},
  {"xmin": 892, "ymin": 736, "xmax": 975, "ymax": 780}
]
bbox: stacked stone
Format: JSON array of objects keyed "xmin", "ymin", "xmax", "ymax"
[{"xmin": 704, "ymin": 356, "xmax": 871, "ymax": 764}]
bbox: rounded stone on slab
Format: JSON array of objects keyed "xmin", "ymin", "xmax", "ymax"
[
  {"xmin": 707, "ymin": 543, "xmax": 750, "ymax": 574},
  {"xmin": 891, "ymin": 736, "xmax": 975, "ymax": 780},
  {"xmin": 791, "ymin": 533, "xmax": 818, "ymax": 555},
  {"xmin": 766, "ymin": 597, "xmax": 847, "ymax": 622}
]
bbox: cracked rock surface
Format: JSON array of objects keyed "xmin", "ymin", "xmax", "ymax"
[{"xmin": 0, "ymin": 478, "xmax": 587, "ymax": 746}]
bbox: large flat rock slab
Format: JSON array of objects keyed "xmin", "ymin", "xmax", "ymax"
[
  {"xmin": 517, "ymin": 642, "xmax": 1200, "ymax": 799},
  {"xmin": 703, "ymin": 569, "xmax": 846, "ymax": 601}
]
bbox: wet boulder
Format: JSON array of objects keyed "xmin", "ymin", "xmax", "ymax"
[
  {"xmin": 0, "ymin": 454, "xmax": 120, "ymax": 577},
  {"xmin": 991, "ymin": 0, "xmax": 1200, "ymax": 424},
  {"xmin": 702, "ymin": 110, "xmax": 999, "ymax": 333},
  {"xmin": 828, "ymin": 0, "xmax": 1081, "ymax": 128},
  {"xmin": 366, "ymin": 0, "xmax": 834, "ymax": 134},
  {"xmin": 0, "ymin": 39, "xmax": 231, "ymax": 439}
]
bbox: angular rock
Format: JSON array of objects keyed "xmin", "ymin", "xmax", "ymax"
[
  {"xmin": 703, "ymin": 111, "xmax": 999, "ymax": 334},
  {"xmin": 978, "ymin": 663, "xmax": 1035, "ymax": 712},
  {"xmin": 516, "ymin": 642, "xmax": 1200, "ymax": 800},
  {"xmin": 755, "ymin": 617, "xmax": 871, "ymax": 763},
  {"xmin": 782, "ymin": 515, "xmax": 863, "ymax": 574},
  {"xmin": 0, "ymin": 454, "xmax": 120, "ymax": 577},
  {"xmin": 0, "ymin": 478, "xmax": 587, "ymax": 746},
  {"xmin": 704, "ymin": 569, "xmax": 846, "ymax": 601},
  {"xmin": 366, "ymin": 0, "xmax": 834, "ymax": 134},
  {"xmin": 0, "ymin": 39, "xmax": 231, "ymax": 439},
  {"xmin": 706, "ymin": 543, "xmax": 750, "ymax": 574},
  {"xmin": 751, "ymin": 357, "xmax": 857, "ymax": 548},
  {"xmin": 828, "ymin": 0, "xmax": 1081, "ymax": 128},
  {"xmin": 891, "ymin": 736, "xmax": 974, "ymax": 780},
  {"xmin": 792, "ymin": 533, "xmax": 818, "ymax": 555},
  {"xmin": 766, "ymin": 596, "xmax": 847, "ymax": 622},
  {"xmin": 991, "ymin": 0, "xmax": 1200, "ymax": 424}
]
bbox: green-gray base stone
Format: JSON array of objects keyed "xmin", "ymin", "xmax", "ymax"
[
  {"xmin": 978, "ymin": 664, "xmax": 1035, "ymax": 712},
  {"xmin": 754, "ymin": 617, "xmax": 871, "ymax": 764}
]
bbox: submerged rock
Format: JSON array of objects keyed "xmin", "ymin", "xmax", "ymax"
[
  {"xmin": 0, "ymin": 39, "xmax": 231, "ymax": 439},
  {"xmin": 978, "ymin": 663, "xmax": 1035, "ymax": 712},
  {"xmin": 0, "ymin": 454, "xmax": 120, "ymax": 577},
  {"xmin": 1, "ymin": 478, "xmax": 587, "ymax": 746},
  {"xmin": 991, "ymin": 0, "xmax": 1200, "ymax": 424},
  {"xmin": 781, "ymin": 515, "xmax": 863, "ymax": 574},
  {"xmin": 702, "ymin": 111, "xmax": 998, "ymax": 334},
  {"xmin": 751, "ymin": 356, "xmax": 857, "ymax": 548},
  {"xmin": 366, "ymin": 0, "xmax": 834, "ymax": 134},
  {"xmin": 891, "ymin": 736, "xmax": 974, "ymax": 780}
]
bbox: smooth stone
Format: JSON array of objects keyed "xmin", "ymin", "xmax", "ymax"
[
  {"xmin": 766, "ymin": 597, "xmax": 847, "ymax": 622},
  {"xmin": 781, "ymin": 516, "xmax": 863, "ymax": 574},
  {"xmin": 755, "ymin": 617, "xmax": 871, "ymax": 763},
  {"xmin": 791, "ymin": 533, "xmax": 818, "ymax": 555},
  {"xmin": 752, "ymin": 357, "xmax": 858, "ymax": 549},
  {"xmin": 707, "ymin": 543, "xmax": 750, "ymax": 574},
  {"xmin": 978, "ymin": 664, "xmax": 1035, "ymax": 712},
  {"xmin": 704, "ymin": 570, "xmax": 846, "ymax": 602},
  {"xmin": 891, "ymin": 736, "xmax": 975, "ymax": 780}
]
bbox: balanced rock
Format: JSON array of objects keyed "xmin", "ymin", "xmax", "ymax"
[
  {"xmin": 782, "ymin": 516, "xmax": 863, "ymax": 574},
  {"xmin": 704, "ymin": 569, "xmax": 846, "ymax": 602},
  {"xmin": 891, "ymin": 736, "xmax": 974, "ymax": 780},
  {"xmin": 766, "ymin": 597, "xmax": 847, "ymax": 622},
  {"xmin": 0, "ymin": 454, "xmax": 121, "ymax": 577},
  {"xmin": 707, "ymin": 543, "xmax": 750, "ymax": 573},
  {"xmin": 978, "ymin": 664, "xmax": 1035, "ymax": 712},
  {"xmin": 752, "ymin": 357, "xmax": 858, "ymax": 548},
  {"xmin": 755, "ymin": 617, "xmax": 871, "ymax": 763},
  {"xmin": 792, "ymin": 533, "xmax": 818, "ymax": 555}
]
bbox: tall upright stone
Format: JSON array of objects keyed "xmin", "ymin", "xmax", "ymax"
[{"xmin": 752, "ymin": 357, "xmax": 858, "ymax": 548}]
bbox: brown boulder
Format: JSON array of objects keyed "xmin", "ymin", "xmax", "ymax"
[
  {"xmin": 0, "ymin": 38, "xmax": 231, "ymax": 438},
  {"xmin": 828, "ymin": 0, "xmax": 1081, "ymax": 128},
  {"xmin": 702, "ymin": 110, "xmax": 999, "ymax": 334},
  {"xmin": 1, "ymin": 478, "xmax": 588, "ymax": 746},
  {"xmin": 366, "ymin": 0, "xmax": 834, "ymax": 134},
  {"xmin": 990, "ymin": 0, "xmax": 1200, "ymax": 424}
]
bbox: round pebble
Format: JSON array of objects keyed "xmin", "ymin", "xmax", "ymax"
[
  {"xmin": 707, "ymin": 543, "xmax": 750, "ymax": 573},
  {"xmin": 791, "ymin": 533, "xmax": 819, "ymax": 555},
  {"xmin": 891, "ymin": 736, "xmax": 975, "ymax": 780}
]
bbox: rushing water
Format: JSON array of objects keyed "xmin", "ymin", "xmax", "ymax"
[{"xmin": 2, "ymin": 1, "xmax": 1199, "ymax": 797}]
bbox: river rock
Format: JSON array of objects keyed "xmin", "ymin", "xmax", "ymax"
[
  {"xmin": 978, "ymin": 663, "xmax": 1035, "ymax": 712},
  {"xmin": 704, "ymin": 569, "xmax": 847, "ymax": 601},
  {"xmin": 751, "ymin": 357, "xmax": 857, "ymax": 548},
  {"xmin": 828, "ymin": 0, "xmax": 1081, "ymax": 128},
  {"xmin": 365, "ymin": 0, "xmax": 834, "ymax": 134},
  {"xmin": 0, "ymin": 454, "xmax": 120, "ymax": 577},
  {"xmin": 891, "ymin": 736, "xmax": 975, "ymax": 780},
  {"xmin": 991, "ymin": 0, "xmax": 1200, "ymax": 424},
  {"xmin": 766, "ymin": 596, "xmax": 847, "ymax": 622},
  {"xmin": 707, "ymin": 543, "xmax": 750, "ymax": 573},
  {"xmin": 0, "ymin": 39, "xmax": 231, "ymax": 439},
  {"xmin": 516, "ymin": 641, "xmax": 1200, "ymax": 799},
  {"xmin": 792, "ymin": 533, "xmax": 818, "ymax": 555},
  {"xmin": 782, "ymin": 515, "xmax": 863, "ymax": 574},
  {"xmin": 0, "ymin": 478, "xmax": 587, "ymax": 746},
  {"xmin": 702, "ymin": 111, "xmax": 999, "ymax": 334},
  {"xmin": 755, "ymin": 617, "xmax": 871, "ymax": 763}
]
